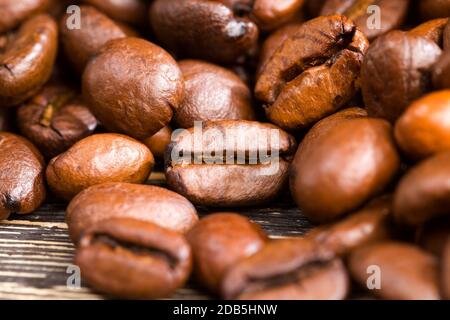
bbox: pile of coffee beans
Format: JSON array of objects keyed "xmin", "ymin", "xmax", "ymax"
[{"xmin": 1, "ymin": 0, "xmax": 450, "ymax": 300}]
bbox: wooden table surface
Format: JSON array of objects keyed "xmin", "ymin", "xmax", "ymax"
[{"xmin": 0, "ymin": 172, "xmax": 314, "ymax": 300}]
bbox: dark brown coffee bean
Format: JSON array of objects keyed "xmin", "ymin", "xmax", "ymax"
[
  {"xmin": 349, "ymin": 242, "xmax": 440, "ymax": 300},
  {"xmin": 416, "ymin": 218, "xmax": 450, "ymax": 256},
  {"xmin": 82, "ymin": 37, "xmax": 184, "ymax": 140},
  {"xmin": 394, "ymin": 151, "xmax": 450, "ymax": 226},
  {"xmin": 442, "ymin": 238, "xmax": 450, "ymax": 299},
  {"xmin": 361, "ymin": 31, "xmax": 442, "ymax": 123},
  {"xmin": 321, "ymin": 0, "xmax": 409, "ymax": 41},
  {"xmin": 444, "ymin": 20, "xmax": 450, "ymax": 50},
  {"xmin": 60, "ymin": 5, "xmax": 137, "ymax": 72},
  {"xmin": 165, "ymin": 120, "xmax": 297, "ymax": 207},
  {"xmin": 75, "ymin": 217, "xmax": 192, "ymax": 299},
  {"xmin": 187, "ymin": 213, "xmax": 267, "ymax": 294},
  {"xmin": 420, "ymin": 0, "xmax": 450, "ymax": 20},
  {"xmin": 395, "ymin": 91, "xmax": 450, "ymax": 160},
  {"xmin": 0, "ymin": 14, "xmax": 58, "ymax": 108},
  {"xmin": 255, "ymin": 15, "xmax": 369, "ymax": 131},
  {"xmin": 150, "ymin": 0, "xmax": 259, "ymax": 64},
  {"xmin": 83, "ymin": 0, "xmax": 148, "ymax": 26},
  {"xmin": 305, "ymin": 196, "xmax": 394, "ymax": 256},
  {"xmin": 257, "ymin": 23, "xmax": 301, "ymax": 77},
  {"xmin": 305, "ymin": 0, "xmax": 327, "ymax": 16},
  {"xmin": 142, "ymin": 126, "xmax": 173, "ymax": 159},
  {"xmin": 221, "ymin": 238, "xmax": 349, "ymax": 300},
  {"xmin": 46, "ymin": 133, "xmax": 154, "ymax": 200},
  {"xmin": 290, "ymin": 109, "xmax": 400, "ymax": 223},
  {"xmin": 17, "ymin": 85, "xmax": 98, "ymax": 159},
  {"xmin": 433, "ymin": 51, "xmax": 450, "ymax": 89},
  {"xmin": 66, "ymin": 182, "xmax": 199, "ymax": 242},
  {"xmin": 0, "ymin": 132, "xmax": 46, "ymax": 220},
  {"xmin": 408, "ymin": 18, "xmax": 449, "ymax": 45},
  {"xmin": 174, "ymin": 60, "xmax": 255, "ymax": 129},
  {"xmin": 0, "ymin": 0, "xmax": 50, "ymax": 33}
]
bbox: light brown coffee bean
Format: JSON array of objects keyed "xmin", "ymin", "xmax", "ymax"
[
  {"xmin": 349, "ymin": 242, "xmax": 441, "ymax": 300},
  {"xmin": 395, "ymin": 91, "xmax": 450, "ymax": 160},
  {"xmin": 76, "ymin": 217, "xmax": 192, "ymax": 299},
  {"xmin": 187, "ymin": 213, "xmax": 267, "ymax": 294},
  {"xmin": 46, "ymin": 133, "xmax": 154, "ymax": 200},
  {"xmin": 0, "ymin": 132, "xmax": 46, "ymax": 220},
  {"xmin": 394, "ymin": 151, "xmax": 450, "ymax": 226},
  {"xmin": 66, "ymin": 182, "xmax": 199, "ymax": 242}
]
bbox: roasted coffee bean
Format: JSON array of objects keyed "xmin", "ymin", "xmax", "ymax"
[
  {"xmin": 0, "ymin": 14, "xmax": 58, "ymax": 108},
  {"xmin": 83, "ymin": 0, "xmax": 148, "ymax": 26},
  {"xmin": 75, "ymin": 217, "xmax": 192, "ymax": 299},
  {"xmin": 290, "ymin": 109, "xmax": 400, "ymax": 223},
  {"xmin": 165, "ymin": 120, "xmax": 297, "ymax": 207},
  {"xmin": 0, "ymin": 0, "xmax": 50, "ymax": 33},
  {"xmin": 60, "ymin": 5, "xmax": 137, "ymax": 72},
  {"xmin": 257, "ymin": 23, "xmax": 301, "ymax": 77},
  {"xmin": 174, "ymin": 60, "xmax": 255, "ymax": 129},
  {"xmin": 416, "ymin": 218, "xmax": 450, "ymax": 256},
  {"xmin": 433, "ymin": 51, "xmax": 450, "ymax": 89},
  {"xmin": 305, "ymin": 196, "xmax": 393, "ymax": 256},
  {"xmin": 321, "ymin": 0, "xmax": 409, "ymax": 41},
  {"xmin": 66, "ymin": 182, "xmax": 199, "ymax": 242},
  {"xmin": 187, "ymin": 213, "xmax": 267, "ymax": 294},
  {"xmin": 394, "ymin": 151, "xmax": 450, "ymax": 226},
  {"xmin": 395, "ymin": 91, "xmax": 450, "ymax": 160},
  {"xmin": 221, "ymin": 238, "xmax": 348, "ymax": 300},
  {"xmin": 361, "ymin": 31, "xmax": 442, "ymax": 122},
  {"xmin": 442, "ymin": 238, "xmax": 450, "ymax": 299},
  {"xmin": 420, "ymin": 0, "xmax": 450, "ymax": 20},
  {"xmin": 349, "ymin": 242, "xmax": 440, "ymax": 300},
  {"xmin": 150, "ymin": 0, "xmax": 259, "ymax": 64},
  {"xmin": 255, "ymin": 15, "xmax": 369, "ymax": 131},
  {"xmin": 82, "ymin": 37, "xmax": 184, "ymax": 139},
  {"xmin": 0, "ymin": 132, "xmax": 46, "ymax": 220},
  {"xmin": 143, "ymin": 126, "xmax": 173, "ymax": 159},
  {"xmin": 46, "ymin": 133, "xmax": 154, "ymax": 200},
  {"xmin": 445, "ymin": 20, "xmax": 450, "ymax": 49},
  {"xmin": 17, "ymin": 85, "xmax": 98, "ymax": 159},
  {"xmin": 408, "ymin": 18, "xmax": 449, "ymax": 45}
]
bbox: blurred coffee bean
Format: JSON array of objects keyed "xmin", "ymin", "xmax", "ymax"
[
  {"xmin": 142, "ymin": 126, "xmax": 172, "ymax": 159},
  {"xmin": 361, "ymin": 31, "xmax": 442, "ymax": 122},
  {"xmin": 83, "ymin": 0, "xmax": 148, "ymax": 26},
  {"xmin": 408, "ymin": 18, "xmax": 449, "ymax": 45},
  {"xmin": 416, "ymin": 218, "xmax": 450, "ymax": 256},
  {"xmin": 66, "ymin": 182, "xmax": 199, "ymax": 242},
  {"xmin": 420, "ymin": 0, "xmax": 450, "ymax": 20},
  {"xmin": 395, "ymin": 91, "xmax": 450, "ymax": 159},
  {"xmin": 0, "ymin": 132, "xmax": 46, "ymax": 220},
  {"xmin": 433, "ymin": 51, "xmax": 450, "ymax": 89},
  {"xmin": 349, "ymin": 242, "xmax": 440, "ymax": 300},
  {"xmin": 187, "ymin": 213, "xmax": 267, "ymax": 294},
  {"xmin": 0, "ymin": 0, "xmax": 50, "ymax": 33}
]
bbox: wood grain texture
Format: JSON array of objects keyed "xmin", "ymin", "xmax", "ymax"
[{"xmin": 0, "ymin": 172, "xmax": 314, "ymax": 300}]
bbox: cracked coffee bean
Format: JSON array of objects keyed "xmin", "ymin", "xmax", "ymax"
[
  {"xmin": 17, "ymin": 84, "xmax": 98, "ymax": 159},
  {"xmin": 75, "ymin": 217, "xmax": 192, "ymax": 299},
  {"xmin": 66, "ymin": 182, "xmax": 199, "ymax": 242},
  {"xmin": 255, "ymin": 15, "xmax": 369, "ymax": 131},
  {"xmin": 0, "ymin": 132, "xmax": 46, "ymax": 220},
  {"xmin": 46, "ymin": 133, "xmax": 154, "ymax": 200},
  {"xmin": 0, "ymin": 14, "xmax": 58, "ymax": 107}
]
